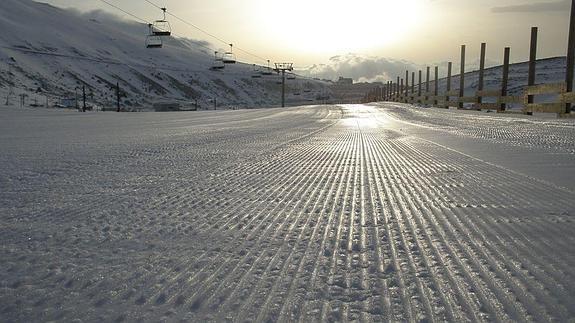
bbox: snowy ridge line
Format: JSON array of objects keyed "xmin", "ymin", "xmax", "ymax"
[
  {"xmin": 0, "ymin": 0, "xmax": 330, "ymax": 109},
  {"xmin": 1, "ymin": 45, "xmax": 214, "ymax": 73}
]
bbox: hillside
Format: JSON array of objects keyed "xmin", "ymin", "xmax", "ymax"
[
  {"xmin": 0, "ymin": 0, "xmax": 329, "ymax": 110},
  {"xmin": 380, "ymin": 56, "xmax": 570, "ymax": 108}
]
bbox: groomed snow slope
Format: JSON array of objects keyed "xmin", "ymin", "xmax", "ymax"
[{"xmin": 0, "ymin": 104, "xmax": 574, "ymax": 321}]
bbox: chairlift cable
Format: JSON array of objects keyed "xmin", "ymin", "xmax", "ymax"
[
  {"xmin": 98, "ymin": 0, "xmax": 149, "ymax": 24},
  {"xmin": 96, "ymin": 0, "xmax": 216, "ymax": 57},
  {"xmin": 142, "ymin": 0, "xmax": 269, "ymax": 64},
  {"xmin": 97, "ymin": 0, "xmax": 290, "ymax": 73}
]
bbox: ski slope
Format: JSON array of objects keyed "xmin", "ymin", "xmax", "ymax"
[
  {"xmin": 0, "ymin": 0, "xmax": 328, "ymax": 110},
  {"xmin": 0, "ymin": 104, "xmax": 574, "ymax": 322}
]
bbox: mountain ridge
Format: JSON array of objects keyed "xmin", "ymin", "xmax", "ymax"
[{"xmin": 0, "ymin": 0, "xmax": 327, "ymax": 110}]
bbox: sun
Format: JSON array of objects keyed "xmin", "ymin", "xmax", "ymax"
[{"xmin": 254, "ymin": 0, "xmax": 422, "ymax": 54}]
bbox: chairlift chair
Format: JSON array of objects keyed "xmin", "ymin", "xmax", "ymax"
[
  {"xmin": 222, "ymin": 44, "xmax": 236, "ymax": 64},
  {"xmin": 251, "ymin": 64, "xmax": 262, "ymax": 78},
  {"xmin": 210, "ymin": 51, "xmax": 225, "ymax": 70},
  {"xmin": 152, "ymin": 8, "xmax": 171, "ymax": 36},
  {"xmin": 260, "ymin": 59, "xmax": 274, "ymax": 76},
  {"xmin": 211, "ymin": 60, "xmax": 225, "ymax": 70},
  {"xmin": 294, "ymin": 84, "xmax": 301, "ymax": 95},
  {"xmin": 146, "ymin": 24, "xmax": 163, "ymax": 48}
]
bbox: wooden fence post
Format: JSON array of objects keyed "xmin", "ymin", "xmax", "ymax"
[
  {"xmin": 405, "ymin": 70, "xmax": 409, "ymax": 101},
  {"xmin": 478, "ymin": 42, "xmax": 486, "ymax": 105},
  {"xmin": 418, "ymin": 70, "xmax": 422, "ymax": 103},
  {"xmin": 446, "ymin": 62, "xmax": 452, "ymax": 108},
  {"xmin": 566, "ymin": 0, "xmax": 575, "ymax": 114},
  {"xmin": 501, "ymin": 47, "xmax": 510, "ymax": 112},
  {"xmin": 434, "ymin": 66, "xmax": 439, "ymax": 106},
  {"xmin": 528, "ymin": 27, "xmax": 538, "ymax": 106},
  {"xmin": 397, "ymin": 76, "xmax": 400, "ymax": 101},
  {"xmin": 385, "ymin": 82, "xmax": 387, "ymax": 100},
  {"xmin": 400, "ymin": 78, "xmax": 404, "ymax": 102},
  {"xmin": 385, "ymin": 81, "xmax": 388, "ymax": 100},
  {"xmin": 459, "ymin": 45, "xmax": 466, "ymax": 109},
  {"xmin": 411, "ymin": 72, "xmax": 415, "ymax": 96},
  {"xmin": 426, "ymin": 66, "xmax": 430, "ymax": 104}
]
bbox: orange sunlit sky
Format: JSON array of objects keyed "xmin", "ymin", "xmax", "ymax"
[{"xmin": 43, "ymin": 0, "xmax": 571, "ymax": 70}]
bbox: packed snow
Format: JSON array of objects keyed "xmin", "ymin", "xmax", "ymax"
[{"xmin": 1, "ymin": 103, "xmax": 574, "ymax": 322}]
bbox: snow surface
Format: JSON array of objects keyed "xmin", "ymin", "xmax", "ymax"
[
  {"xmin": 1, "ymin": 103, "xmax": 574, "ymax": 322},
  {"xmin": 0, "ymin": 0, "xmax": 329, "ymax": 110}
]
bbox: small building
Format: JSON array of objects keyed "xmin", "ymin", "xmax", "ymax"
[
  {"xmin": 153, "ymin": 101, "xmax": 198, "ymax": 112},
  {"xmin": 57, "ymin": 98, "xmax": 77, "ymax": 109},
  {"xmin": 153, "ymin": 102, "xmax": 181, "ymax": 112}
]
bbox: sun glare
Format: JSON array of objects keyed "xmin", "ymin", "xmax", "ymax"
[{"xmin": 255, "ymin": 0, "xmax": 422, "ymax": 54}]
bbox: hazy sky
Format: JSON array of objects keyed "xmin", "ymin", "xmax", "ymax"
[{"xmin": 40, "ymin": 0, "xmax": 571, "ymax": 68}]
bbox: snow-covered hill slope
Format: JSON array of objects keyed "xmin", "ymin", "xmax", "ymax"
[
  {"xmin": 440, "ymin": 56, "xmax": 569, "ymax": 105},
  {"xmin": 0, "ymin": 0, "xmax": 328, "ymax": 110},
  {"xmin": 386, "ymin": 56, "xmax": 570, "ymax": 108}
]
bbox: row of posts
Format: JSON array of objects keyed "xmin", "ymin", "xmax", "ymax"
[{"xmin": 381, "ymin": 14, "xmax": 575, "ymax": 115}]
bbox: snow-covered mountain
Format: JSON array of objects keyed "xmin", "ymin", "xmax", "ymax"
[{"xmin": 0, "ymin": 0, "xmax": 329, "ymax": 110}]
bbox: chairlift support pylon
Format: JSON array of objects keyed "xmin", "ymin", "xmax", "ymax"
[
  {"xmin": 222, "ymin": 44, "xmax": 236, "ymax": 64},
  {"xmin": 152, "ymin": 7, "xmax": 172, "ymax": 36}
]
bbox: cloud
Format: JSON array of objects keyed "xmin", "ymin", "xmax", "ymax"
[
  {"xmin": 297, "ymin": 53, "xmax": 418, "ymax": 83},
  {"xmin": 491, "ymin": 0, "xmax": 570, "ymax": 13}
]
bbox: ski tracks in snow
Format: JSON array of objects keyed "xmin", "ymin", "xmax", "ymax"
[{"xmin": 0, "ymin": 104, "xmax": 574, "ymax": 322}]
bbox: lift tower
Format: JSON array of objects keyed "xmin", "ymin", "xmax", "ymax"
[{"xmin": 274, "ymin": 63, "xmax": 293, "ymax": 108}]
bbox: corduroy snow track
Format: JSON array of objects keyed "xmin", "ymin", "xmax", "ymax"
[{"xmin": 0, "ymin": 104, "xmax": 574, "ymax": 322}]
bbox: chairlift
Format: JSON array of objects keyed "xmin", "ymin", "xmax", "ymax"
[
  {"xmin": 152, "ymin": 8, "xmax": 171, "ymax": 36},
  {"xmin": 260, "ymin": 59, "xmax": 274, "ymax": 76},
  {"xmin": 251, "ymin": 64, "xmax": 262, "ymax": 78},
  {"xmin": 146, "ymin": 24, "xmax": 163, "ymax": 48},
  {"xmin": 294, "ymin": 84, "xmax": 301, "ymax": 95},
  {"xmin": 210, "ymin": 51, "xmax": 225, "ymax": 70},
  {"xmin": 222, "ymin": 44, "xmax": 236, "ymax": 64}
]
